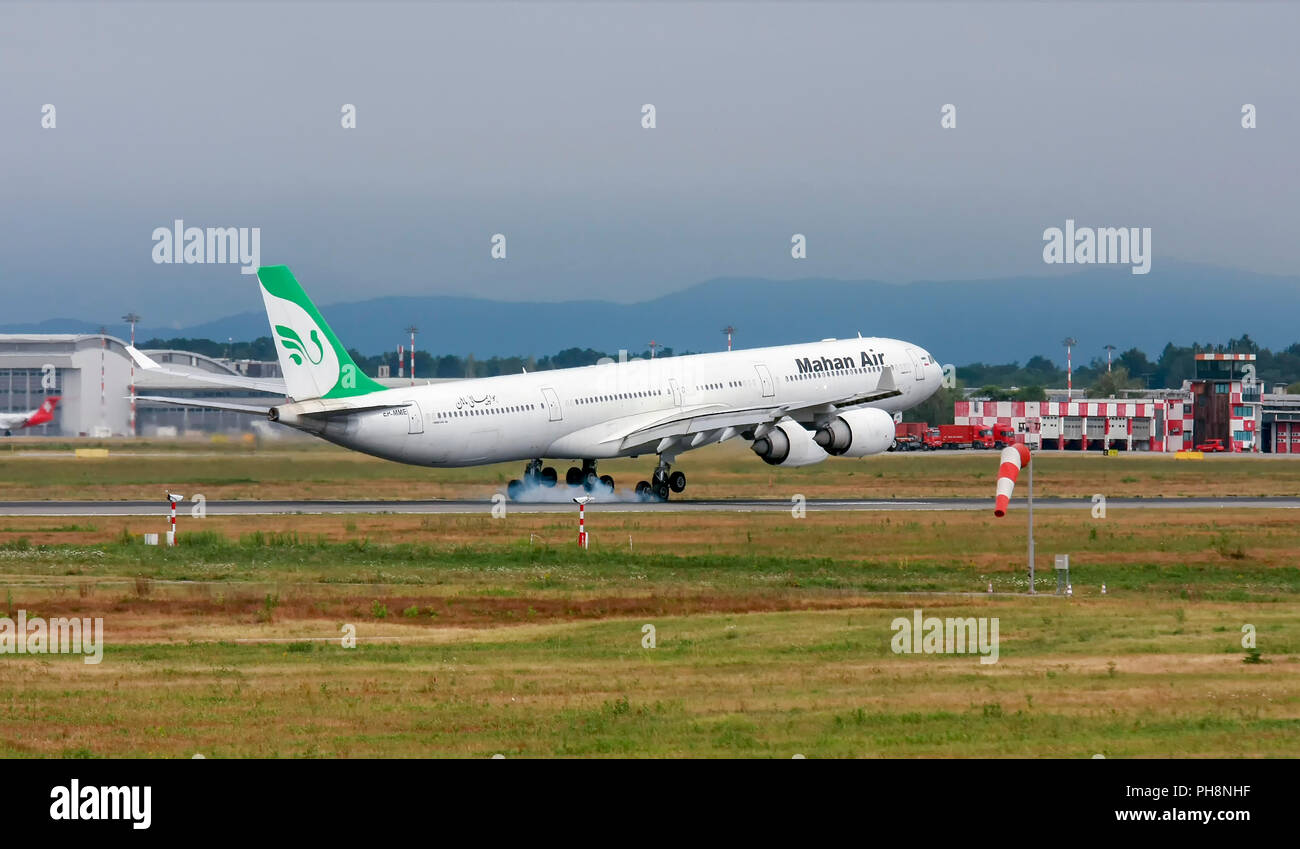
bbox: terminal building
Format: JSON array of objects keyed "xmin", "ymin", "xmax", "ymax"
[{"xmin": 955, "ymin": 353, "xmax": 1300, "ymax": 453}]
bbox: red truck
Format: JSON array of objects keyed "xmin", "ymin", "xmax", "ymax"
[
  {"xmin": 991, "ymin": 425, "xmax": 1016, "ymax": 449},
  {"xmin": 892, "ymin": 421, "xmax": 928, "ymax": 451},
  {"xmin": 938, "ymin": 424, "xmax": 995, "ymax": 449},
  {"xmin": 1195, "ymin": 438, "xmax": 1226, "ymax": 453}
]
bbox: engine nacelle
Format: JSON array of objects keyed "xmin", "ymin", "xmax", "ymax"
[
  {"xmin": 812, "ymin": 407, "xmax": 896, "ymax": 457},
  {"xmin": 751, "ymin": 420, "xmax": 829, "ymax": 467}
]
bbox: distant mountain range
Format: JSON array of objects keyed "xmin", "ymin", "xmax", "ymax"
[{"xmin": 4, "ymin": 262, "xmax": 1294, "ymax": 365}]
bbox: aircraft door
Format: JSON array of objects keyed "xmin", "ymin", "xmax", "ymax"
[
  {"xmin": 541, "ymin": 387, "xmax": 562, "ymax": 421},
  {"xmin": 668, "ymin": 378, "xmax": 684, "ymax": 406},
  {"xmin": 406, "ymin": 400, "xmax": 424, "ymax": 434},
  {"xmin": 905, "ymin": 347, "xmax": 925, "ymax": 381},
  {"xmin": 754, "ymin": 364, "xmax": 775, "ymax": 398}
]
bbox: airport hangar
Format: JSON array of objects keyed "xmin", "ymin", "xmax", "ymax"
[{"xmin": 0, "ymin": 333, "xmax": 453, "ymax": 438}]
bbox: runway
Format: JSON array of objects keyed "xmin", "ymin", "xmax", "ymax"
[{"xmin": 1, "ymin": 496, "xmax": 1298, "ymax": 516}]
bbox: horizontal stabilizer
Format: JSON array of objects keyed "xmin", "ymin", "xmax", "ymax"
[{"xmin": 134, "ymin": 395, "xmax": 272, "ymax": 415}]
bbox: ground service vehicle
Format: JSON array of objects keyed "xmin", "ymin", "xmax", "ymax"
[
  {"xmin": 938, "ymin": 424, "xmax": 994, "ymax": 449},
  {"xmin": 892, "ymin": 421, "xmax": 927, "ymax": 451}
]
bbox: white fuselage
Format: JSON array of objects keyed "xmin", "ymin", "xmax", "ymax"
[
  {"xmin": 298, "ymin": 337, "xmax": 941, "ymax": 467},
  {"xmin": 0, "ymin": 406, "xmax": 44, "ymax": 430}
]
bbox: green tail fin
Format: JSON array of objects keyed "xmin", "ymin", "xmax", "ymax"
[{"xmin": 256, "ymin": 265, "xmax": 387, "ymax": 400}]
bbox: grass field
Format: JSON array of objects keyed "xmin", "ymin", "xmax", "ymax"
[
  {"xmin": 3, "ymin": 435, "xmax": 1300, "ymax": 500},
  {"xmin": 0, "ymin": 506, "xmax": 1297, "ymax": 757}
]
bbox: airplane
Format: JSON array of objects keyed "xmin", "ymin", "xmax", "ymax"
[
  {"xmin": 0, "ymin": 396, "xmax": 59, "ymax": 436},
  {"xmin": 131, "ymin": 266, "xmax": 943, "ymax": 500}
]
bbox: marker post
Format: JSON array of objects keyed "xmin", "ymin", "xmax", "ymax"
[
  {"xmin": 573, "ymin": 496, "xmax": 591, "ymax": 549},
  {"xmin": 166, "ymin": 492, "xmax": 182, "ymax": 546}
]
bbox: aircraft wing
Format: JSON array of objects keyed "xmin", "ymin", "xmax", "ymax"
[
  {"xmin": 126, "ymin": 346, "xmax": 288, "ymax": 395},
  {"xmin": 609, "ymin": 367, "xmax": 904, "ymax": 454}
]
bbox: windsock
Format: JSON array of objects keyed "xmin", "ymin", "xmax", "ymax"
[{"xmin": 993, "ymin": 443, "xmax": 1031, "ymax": 517}]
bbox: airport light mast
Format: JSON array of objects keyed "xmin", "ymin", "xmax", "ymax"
[
  {"xmin": 122, "ymin": 312, "xmax": 141, "ymax": 436},
  {"xmin": 98, "ymin": 325, "xmax": 107, "ymax": 430},
  {"xmin": 722, "ymin": 325, "xmax": 736, "ymax": 352},
  {"xmin": 1104, "ymin": 344, "xmax": 1116, "ymax": 373},
  {"xmin": 405, "ymin": 325, "xmax": 418, "ymax": 385},
  {"xmin": 1062, "ymin": 337, "xmax": 1077, "ymax": 400}
]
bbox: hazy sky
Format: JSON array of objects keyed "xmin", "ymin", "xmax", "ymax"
[{"xmin": 3, "ymin": 1, "xmax": 1297, "ymax": 327}]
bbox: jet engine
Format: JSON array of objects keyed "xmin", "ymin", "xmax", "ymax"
[
  {"xmin": 751, "ymin": 420, "xmax": 829, "ymax": 467},
  {"xmin": 812, "ymin": 407, "xmax": 896, "ymax": 457}
]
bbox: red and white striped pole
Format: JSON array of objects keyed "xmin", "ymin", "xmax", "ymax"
[
  {"xmin": 573, "ymin": 496, "xmax": 591, "ymax": 548},
  {"xmin": 99, "ymin": 327, "xmax": 106, "ymax": 428},
  {"xmin": 407, "ymin": 326, "xmax": 417, "ymax": 386},
  {"xmin": 1062, "ymin": 336, "xmax": 1077, "ymax": 402},
  {"xmin": 123, "ymin": 312, "xmax": 140, "ymax": 436}
]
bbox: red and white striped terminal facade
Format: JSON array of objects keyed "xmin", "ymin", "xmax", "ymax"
[{"xmin": 955, "ymin": 353, "xmax": 1300, "ymax": 453}]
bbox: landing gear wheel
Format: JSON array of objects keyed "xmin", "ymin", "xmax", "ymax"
[
  {"xmin": 635, "ymin": 481, "xmax": 651, "ymax": 498},
  {"xmin": 668, "ymin": 471, "xmax": 686, "ymax": 493},
  {"xmin": 565, "ymin": 466, "xmax": 583, "ymax": 486},
  {"xmin": 506, "ymin": 479, "xmax": 523, "ymax": 500},
  {"xmin": 599, "ymin": 474, "xmax": 615, "ymax": 491},
  {"xmin": 583, "ymin": 470, "xmax": 599, "ymax": 491},
  {"xmin": 541, "ymin": 466, "xmax": 558, "ymax": 487},
  {"xmin": 653, "ymin": 482, "xmax": 671, "ymax": 501}
]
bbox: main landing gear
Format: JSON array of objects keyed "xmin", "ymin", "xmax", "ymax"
[
  {"xmin": 507, "ymin": 459, "xmax": 557, "ymax": 500},
  {"xmin": 564, "ymin": 459, "xmax": 614, "ymax": 492},
  {"xmin": 506, "ymin": 459, "xmax": 613, "ymax": 500},
  {"xmin": 635, "ymin": 458, "xmax": 686, "ymax": 501}
]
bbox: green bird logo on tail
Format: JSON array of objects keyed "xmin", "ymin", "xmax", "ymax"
[{"xmin": 275, "ymin": 325, "xmax": 325, "ymax": 366}]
